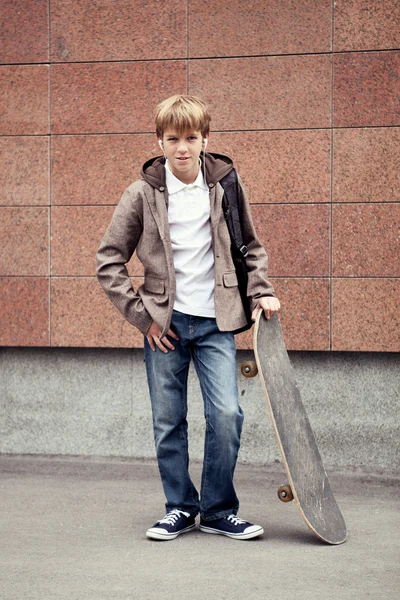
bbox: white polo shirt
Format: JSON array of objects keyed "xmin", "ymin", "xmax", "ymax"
[{"xmin": 165, "ymin": 161, "xmax": 216, "ymax": 318}]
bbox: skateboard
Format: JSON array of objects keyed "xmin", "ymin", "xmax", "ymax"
[{"xmin": 241, "ymin": 312, "xmax": 347, "ymax": 545}]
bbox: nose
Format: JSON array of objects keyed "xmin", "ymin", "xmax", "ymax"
[{"xmin": 177, "ymin": 139, "xmax": 188, "ymax": 153}]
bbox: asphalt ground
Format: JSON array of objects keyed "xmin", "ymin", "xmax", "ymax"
[{"xmin": 0, "ymin": 456, "xmax": 399, "ymax": 600}]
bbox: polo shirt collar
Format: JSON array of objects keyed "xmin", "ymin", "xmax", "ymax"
[{"xmin": 165, "ymin": 160, "xmax": 208, "ymax": 194}]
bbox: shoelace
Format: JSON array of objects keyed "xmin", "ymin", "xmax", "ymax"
[
  {"xmin": 226, "ymin": 515, "xmax": 247, "ymax": 526},
  {"xmin": 158, "ymin": 509, "xmax": 190, "ymax": 525}
]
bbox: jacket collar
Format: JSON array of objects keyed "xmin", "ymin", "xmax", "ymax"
[{"xmin": 141, "ymin": 152, "xmax": 234, "ymax": 191}]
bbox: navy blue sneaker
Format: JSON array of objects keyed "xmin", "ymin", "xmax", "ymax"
[
  {"xmin": 146, "ymin": 509, "xmax": 196, "ymax": 540},
  {"xmin": 199, "ymin": 514, "xmax": 264, "ymax": 540}
]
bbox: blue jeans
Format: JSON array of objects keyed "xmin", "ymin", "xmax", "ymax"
[{"xmin": 144, "ymin": 310, "xmax": 244, "ymax": 521}]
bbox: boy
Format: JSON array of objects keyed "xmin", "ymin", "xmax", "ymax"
[{"xmin": 96, "ymin": 94, "xmax": 280, "ymax": 541}]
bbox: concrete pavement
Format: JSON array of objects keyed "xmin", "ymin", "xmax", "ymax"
[{"xmin": 0, "ymin": 455, "xmax": 399, "ymax": 600}]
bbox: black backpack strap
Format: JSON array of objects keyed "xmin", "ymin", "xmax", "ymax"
[
  {"xmin": 220, "ymin": 168, "xmax": 253, "ymax": 332},
  {"xmin": 220, "ymin": 168, "xmax": 248, "ymax": 258}
]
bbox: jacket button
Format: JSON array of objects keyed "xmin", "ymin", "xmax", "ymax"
[
  {"xmin": 159, "ymin": 186, "xmax": 165, "ymax": 192},
  {"xmin": 208, "ymin": 183, "xmax": 214, "ymax": 188}
]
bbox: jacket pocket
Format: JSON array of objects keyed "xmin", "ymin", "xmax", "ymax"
[
  {"xmin": 144, "ymin": 276, "xmax": 165, "ymax": 294},
  {"xmin": 223, "ymin": 271, "xmax": 239, "ymax": 287}
]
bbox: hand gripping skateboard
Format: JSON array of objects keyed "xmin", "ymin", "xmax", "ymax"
[{"xmin": 241, "ymin": 312, "xmax": 347, "ymax": 545}]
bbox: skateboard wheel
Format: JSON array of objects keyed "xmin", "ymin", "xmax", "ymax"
[
  {"xmin": 278, "ymin": 485, "xmax": 294, "ymax": 503},
  {"xmin": 241, "ymin": 361, "xmax": 258, "ymax": 378}
]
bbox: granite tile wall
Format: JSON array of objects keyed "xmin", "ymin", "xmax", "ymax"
[{"xmin": 1, "ymin": 0, "xmax": 399, "ymax": 351}]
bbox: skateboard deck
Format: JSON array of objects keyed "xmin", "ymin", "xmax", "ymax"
[{"xmin": 242, "ymin": 312, "xmax": 347, "ymax": 545}]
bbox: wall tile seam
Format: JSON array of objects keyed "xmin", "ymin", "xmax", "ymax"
[
  {"xmin": 3, "ymin": 47, "xmax": 398, "ymax": 70},
  {"xmin": 47, "ymin": 275, "xmax": 142, "ymax": 278},
  {"xmin": 332, "ymin": 201, "xmax": 400, "ymax": 206},
  {"xmin": 332, "ymin": 48, "xmax": 400, "ymax": 56},
  {"xmin": 3, "ymin": 47, "xmax": 399, "ymax": 68},
  {"xmin": 0, "ymin": 134, "xmax": 52, "ymax": 138},
  {"xmin": 330, "ymin": 0, "xmax": 335, "ymax": 53},
  {"xmin": 43, "ymin": 202, "xmax": 339, "ymax": 208},
  {"xmin": 13, "ymin": 200, "xmax": 400, "ymax": 211},
  {"xmin": 333, "ymin": 46, "xmax": 400, "ymax": 54},
  {"xmin": 3, "ymin": 276, "xmax": 398, "ymax": 281},
  {"xmin": 1, "ymin": 58, "xmax": 188, "ymax": 67},
  {"xmin": 0, "ymin": 62, "xmax": 51, "ymax": 67},
  {"xmin": 0, "ymin": 275, "xmax": 50, "ymax": 279},
  {"xmin": 0, "ymin": 204, "xmax": 364, "ymax": 212},
  {"xmin": 49, "ymin": 57, "xmax": 188, "ymax": 66},
  {"xmin": 213, "ymin": 125, "xmax": 400, "ymax": 133},
  {"xmin": 272, "ymin": 276, "xmax": 400, "ymax": 280},
  {"xmin": 44, "ymin": 202, "xmax": 391, "ymax": 207},
  {"xmin": 187, "ymin": 48, "xmax": 400, "ymax": 60},
  {"xmin": 36, "ymin": 199, "xmax": 400, "ymax": 207},
  {"xmin": 47, "ymin": 0, "xmax": 51, "ymax": 60},
  {"xmin": 3, "ymin": 124, "xmax": 400, "ymax": 138},
  {"xmin": 32, "ymin": 125, "xmax": 400, "ymax": 137},
  {"xmin": 1, "ymin": 205, "xmax": 52, "ymax": 208},
  {"xmin": 6, "ymin": 200, "xmax": 390, "ymax": 211},
  {"xmin": 330, "ymin": 1, "xmax": 335, "ymax": 350},
  {"xmin": 185, "ymin": 0, "xmax": 189, "ymax": 94},
  {"xmin": 0, "ymin": 46, "xmax": 400, "ymax": 68},
  {"xmin": 47, "ymin": 0, "xmax": 52, "ymax": 305}
]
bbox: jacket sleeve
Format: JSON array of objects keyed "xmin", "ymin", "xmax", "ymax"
[
  {"xmin": 96, "ymin": 185, "xmax": 153, "ymax": 335},
  {"xmin": 237, "ymin": 174, "xmax": 275, "ymax": 311}
]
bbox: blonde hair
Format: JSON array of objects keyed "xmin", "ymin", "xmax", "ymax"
[{"xmin": 155, "ymin": 94, "xmax": 211, "ymax": 139}]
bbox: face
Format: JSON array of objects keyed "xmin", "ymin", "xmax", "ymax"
[{"xmin": 160, "ymin": 129, "xmax": 207, "ymax": 184}]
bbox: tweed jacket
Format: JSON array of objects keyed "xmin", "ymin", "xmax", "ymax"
[{"xmin": 96, "ymin": 153, "xmax": 274, "ymax": 338}]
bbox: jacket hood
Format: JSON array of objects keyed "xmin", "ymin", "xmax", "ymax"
[{"xmin": 141, "ymin": 152, "xmax": 233, "ymax": 190}]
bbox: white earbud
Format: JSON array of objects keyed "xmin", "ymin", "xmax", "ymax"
[
  {"xmin": 158, "ymin": 139, "xmax": 166, "ymax": 159},
  {"xmin": 203, "ymin": 139, "xmax": 208, "ymax": 150}
]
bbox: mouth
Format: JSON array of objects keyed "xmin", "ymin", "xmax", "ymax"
[{"xmin": 176, "ymin": 157, "xmax": 190, "ymax": 162}]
